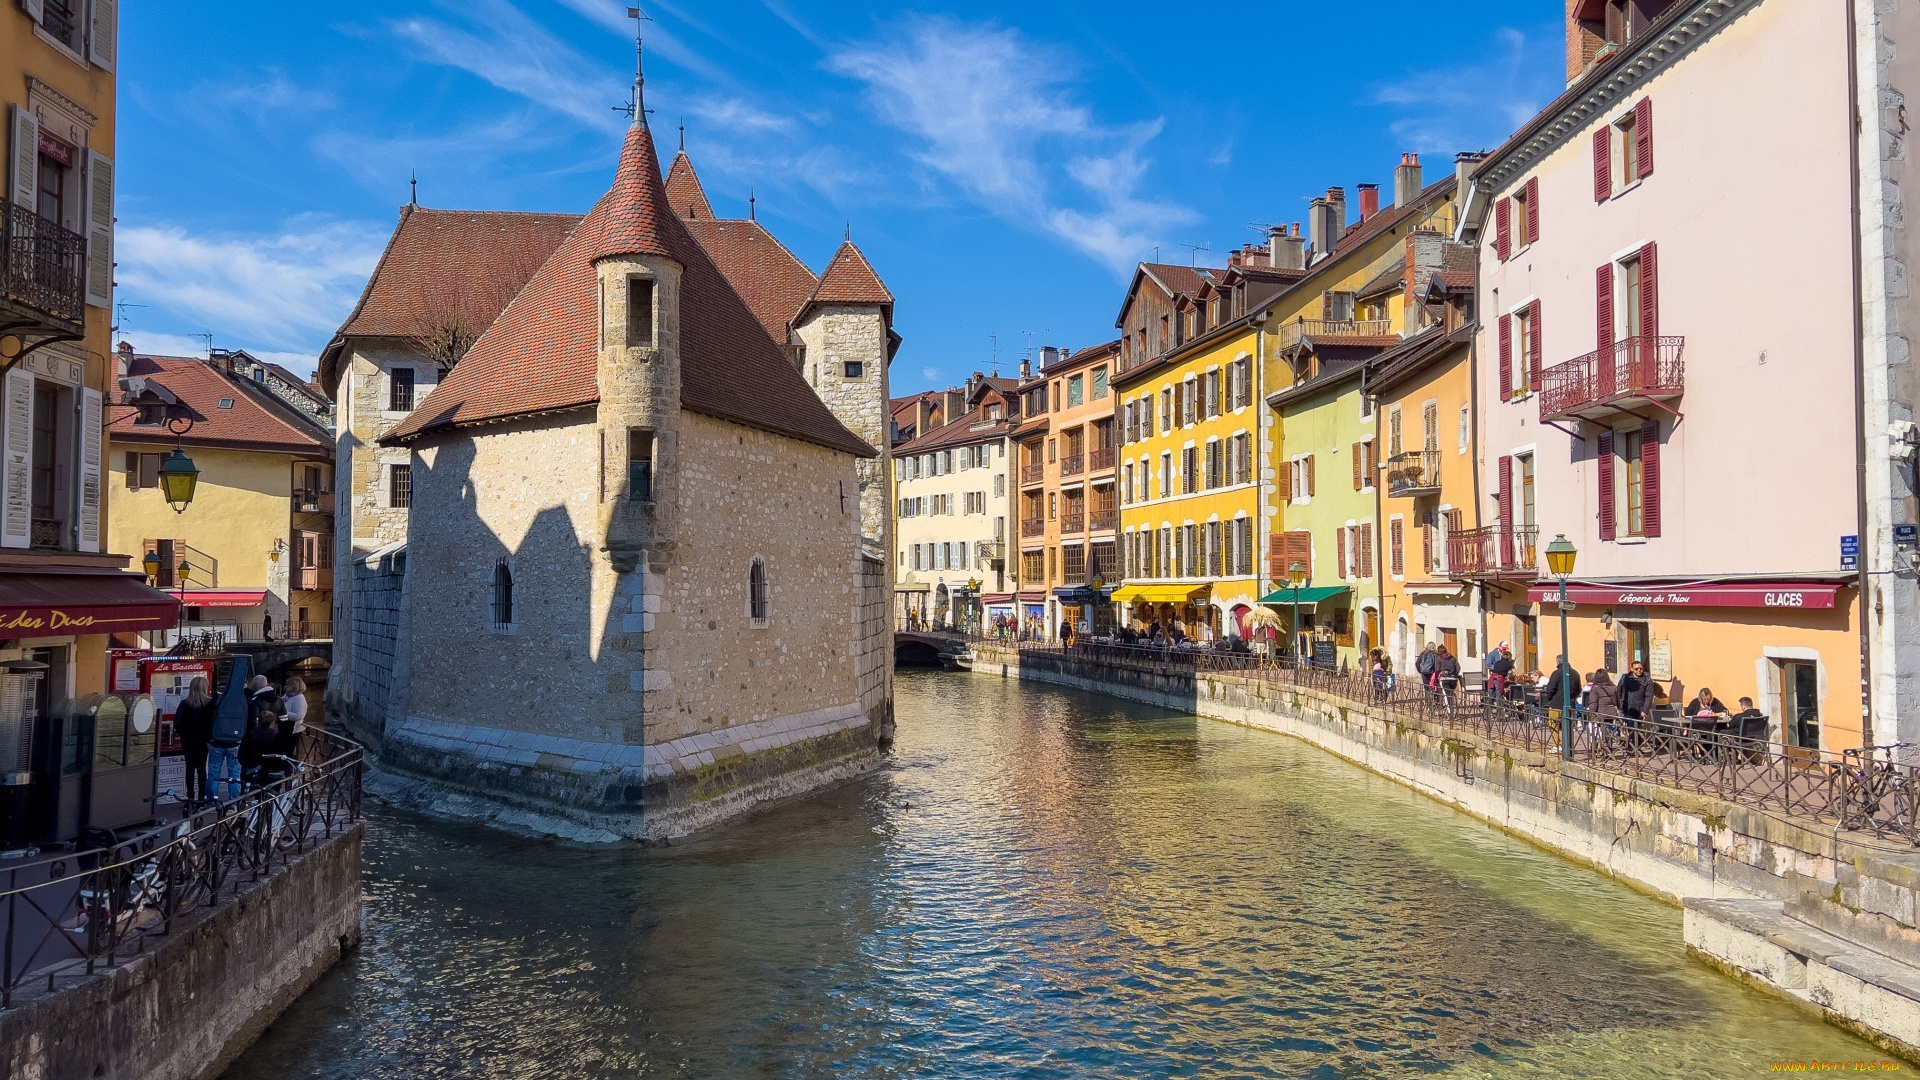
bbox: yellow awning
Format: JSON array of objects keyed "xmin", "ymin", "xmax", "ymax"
[{"xmin": 1110, "ymin": 584, "xmax": 1212, "ymax": 604}]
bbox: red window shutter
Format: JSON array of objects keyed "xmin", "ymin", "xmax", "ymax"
[
  {"xmin": 1352, "ymin": 443, "xmax": 1362, "ymax": 489},
  {"xmin": 1494, "ymin": 197, "xmax": 1511, "ymax": 261},
  {"xmin": 1635, "ymin": 97, "xmax": 1654, "ymax": 178},
  {"xmin": 1641, "ymin": 418, "xmax": 1662, "ymax": 538},
  {"xmin": 1528, "ymin": 301, "xmax": 1543, "ymax": 392},
  {"xmin": 1269, "ymin": 533, "xmax": 1285, "ymax": 580},
  {"xmin": 1497, "ymin": 455, "xmax": 1514, "ymax": 567},
  {"xmin": 1597, "ymin": 430, "xmax": 1617, "ymax": 541},
  {"xmin": 1596, "ymin": 264, "xmax": 1614, "ymax": 350},
  {"xmin": 1593, "ymin": 128, "xmax": 1612, "ymax": 202},
  {"xmin": 1525, "ymin": 177, "xmax": 1540, "ymax": 244},
  {"xmin": 1277, "ymin": 459, "xmax": 1292, "ymax": 499},
  {"xmin": 1421, "ymin": 523, "xmax": 1433, "ymax": 574},
  {"xmin": 1498, "ymin": 314, "xmax": 1513, "ymax": 395},
  {"xmin": 1297, "ymin": 531, "xmax": 1314, "ymax": 581},
  {"xmin": 1638, "ymin": 241, "xmax": 1658, "ymax": 341}
]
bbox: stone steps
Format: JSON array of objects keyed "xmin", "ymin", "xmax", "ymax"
[{"xmin": 1684, "ymin": 898, "xmax": 1920, "ymax": 1062}]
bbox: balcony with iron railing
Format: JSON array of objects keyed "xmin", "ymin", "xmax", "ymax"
[
  {"xmin": 1446, "ymin": 525, "xmax": 1539, "ymax": 580},
  {"xmin": 1276, "ymin": 317, "xmax": 1394, "ymax": 352},
  {"xmin": 293, "ymin": 489, "xmax": 336, "ymax": 514},
  {"xmin": 1020, "ymin": 463, "xmax": 1045, "ymax": 486},
  {"xmin": 1381, "ymin": 450, "xmax": 1441, "ymax": 498},
  {"xmin": 1021, "ymin": 518, "xmax": 1046, "ymax": 538},
  {"xmin": 1061, "ymin": 512, "xmax": 1085, "ymax": 533},
  {"xmin": 1087, "ymin": 446, "xmax": 1116, "ymax": 472},
  {"xmin": 1539, "ymin": 336, "xmax": 1685, "ymax": 423},
  {"xmin": 1060, "ymin": 453, "xmax": 1085, "ymax": 478},
  {"xmin": 975, "ymin": 540, "xmax": 1004, "ymax": 566},
  {"xmin": 0, "ymin": 201, "xmax": 87, "ymax": 331},
  {"xmin": 1089, "ymin": 507, "xmax": 1117, "ymax": 531}
]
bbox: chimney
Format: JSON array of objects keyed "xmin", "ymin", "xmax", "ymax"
[
  {"xmin": 1404, "ymin": 227, "xmax": 1448, "ymax": 311},
  {"xmin": 1357, "ymin": 183, "xmax": 1380, "ymax": 221},
  {"xmin": 1019, "ymin": 358, "xmax": 1032, "ymax": 379},
  {"xmin": 1269, "ymin": 224, "xmax": 1306, "ymax": 270},
  {"xmin": 1039, "ymin": 345, "xmax": 1061, "ymax": 369},
  {"xmin": 1327, "ymin": 187, "xmax": 1347, "ymax": 234},
  {"xmin": 1394, "ymin": 153, "xmax": 1423, "ymax": 208},
  {"xmin": 1454, "ymin": 151, "xmax": 1486, "ymax": 218},
  {"xmin": 1307, "ymin": 198, "xmax": 1330, "ymax": 256}
]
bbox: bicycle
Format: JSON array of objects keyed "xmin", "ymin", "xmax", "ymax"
[{"xmin": 60, "ymin": 798, "xmax": 211, "ymax": 937}]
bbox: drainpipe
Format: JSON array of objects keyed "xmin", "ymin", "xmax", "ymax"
[{"xmin": 1846, "ymin": 0, "xmax": 1874, "ymax": 744}]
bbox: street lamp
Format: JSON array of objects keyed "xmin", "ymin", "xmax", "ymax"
[
  {"xmin": 156, "ymin": 447, "xmax": 199, "ymax": 513},
  {"xmin": 142, "ymin": 549, "xmax": 161, "ymax": 585},
  {"xmin": 1288, "ymin": 561, "xmax": 1306, "ymax": 668},
  {"xmin": 1544, "ymin": 533, "xmax": 1578, "ymax": 760}
]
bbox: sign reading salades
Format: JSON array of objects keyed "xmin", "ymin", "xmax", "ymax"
[{"xmin": 1523, "ymin": 583, "xmax": 1844, "ymax": 610}]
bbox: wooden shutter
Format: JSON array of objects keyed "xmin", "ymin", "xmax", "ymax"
[
  {"xmin": 1421, "ymin": 522, "xmax": 1433, "ymax": 574},
  {"xmin": 9, "ymin": 105, "xmax": 37, "ymax": 210},
  {"xmin": 1496, "ymin": 455, "xmax": 1513, "ymax": 566},
  {"xmin": 1360, "ymin": 523, "xmax": 1373, "ymax": 579},
  {"xmin": 1306, "ymin": 454, "xmax": 1315, "ymax": 496},
  {"xmin": 1352, "ymin": 443, "xmax": 1362, "ymax": 489},
  {"xmin": 86, "ymin": 150, "xmax": 114, "ymax": 308},
  {"xmin": 1277, "ymin": 459, "xmax": 1292, "ymax": 499},
  {"xmin": 1596, "ymin": 263, "xmax": 1614, "ymax": 350},
  {"xmin": 124, "ymin": 451, "xmax": 139, "ymax": 489},
  {"xmin": 1498, "ymin": 314, "xmax": 1513, "ymax": 396},
  {"xmin": 1290, "ymin": 530, "xmax": 1314, "ymax": 580},
  {"xmin": 1634, "ymin": 98, "xmax": 1654, "ymax": 178},
  {"xmin": 1269, "ymin": 534, "xmax": 1285, "ymax": 580},
  {"xmin": 1, "ymin": 369, "xmax": 30, "ymax": 548},
  {"xmin": 1528, "ymin": 301, "xmax": 1543, "ymax": 392},
  {"xmin": 1597, "ymin": 430, "xmax": 1616, "ymax": 541},
  {"xmin": 1641, "ymin": 418, "xmax": 1662, "ymax": 537},
  {"xmin": 19, "ymin": 0, "xmax": 42, "ymax": 20},
  {"xmin": 1525, "ymin": 177, "xmax": 1540, "ymax": 244},
  {"xmin": 77, "ymin": 387, "xmax": 101, "ymax": 552},
  {"xmin": 1390, "ymin": 519, "xmax": 1404, "ymax": 576},
  {"xmin": 1593, "ymin": 128, "xmax": 1611, "ymax": 202},
  {"xmin": 89, "ymin": 0, "xmax": 118, "ymax": 70},
  {"xmin": 1337, "ymin": 528, "xmax": 1348, "ymax": 579},
  {"xmin": 1494, "ymin": 197, "xmax": 1511, "ymax": 260},
  {"xmin": 1638, "ymin": 242, "xmax": 1658, "ymax": 341}
]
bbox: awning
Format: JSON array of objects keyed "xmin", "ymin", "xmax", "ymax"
[
  {"xmin": 179, "ymin": 589, "xmax": 267, "ymax": 609},
  {"xmin": 1111, "ymin": 583, "xmax": 1211, "ymax": 604},
  {"xmin": 1016, "ymin": 591, "xmax": 1048, "ymax": 603},
  {"xmin": 1256, "ymin": 585, "xmax": 1352, "ymax": 605},
  {"xmin": 979, "ymin": 592, "xmax": 1015, "ymax": 604},
  {"xmin": 1524, "ymin": 581, "xmax": 1846, "ymax": 610},
  {"xmin": 896, "ymin": 581, "xmax": 931, "ymax": 593},
  {"xmin": 1052, "ymin": 586, "xmax": 1113, "ymax": 602},
  {"xmin": 0, "ymin": 572, "xmax": 181, "ymax": 635}
]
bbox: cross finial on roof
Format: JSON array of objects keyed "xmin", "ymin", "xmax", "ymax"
[
  {"xmin": 409, "ymin": 171, "xmax": 417, "ymax": 206},
  {"xmin": 845, "ymin": 221, "xmax": 851, "ymax": 241},
  {"xmin": 678, "ymin": 120, "xmax": 684, "ymax": 151},
  {"xmin": 749, "ymin": 188, "xmax": 756, "ymax": 221}
]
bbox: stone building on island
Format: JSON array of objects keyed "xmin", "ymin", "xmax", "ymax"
[{"xmin": 323, "ymin": 65, "xmax": 896, "ymax": 841}]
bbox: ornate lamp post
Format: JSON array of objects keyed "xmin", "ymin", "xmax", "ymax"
[
  {"xmin": 1544, "ymin": 534, "xmax": 1578, "ymax": 761},
  {"xmin": 156, "ymin": 446, "xmax": 199, "ymax": 513},
  {"xmin": 1288, "ymin": 561, "xmax": 1306, "ymax": 668}
]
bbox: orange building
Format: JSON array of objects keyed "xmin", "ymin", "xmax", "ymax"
[{"xmin": 1011, "ymin": 343, "xmax": 1119, "ymax": 641}]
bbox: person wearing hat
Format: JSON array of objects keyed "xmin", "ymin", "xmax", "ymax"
[{"xmin": 1487, "ymin": 640, "xmax": 1516, "ymax": 700}]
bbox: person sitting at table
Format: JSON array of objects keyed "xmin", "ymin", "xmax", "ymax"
[{"xmin": 1682, "ymin": 686, "xmax": 1733, "ymax": 725}]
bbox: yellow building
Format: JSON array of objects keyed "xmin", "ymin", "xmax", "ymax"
[
  {"xmin": 0, "ymin": 0, "xmax": 158, "ymax": 714},
  {"xmin": 110, "ymin": 349, "xmax": 334, "ymax": 645}
]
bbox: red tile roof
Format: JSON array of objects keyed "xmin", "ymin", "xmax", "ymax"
[
  {"xmin": 894, "ymin": 408, "xmax": 1011, "ymax": 454},
  {"xmin": 112, "ymin": 355, "xmax": 330, "ymax": 453},
  {"xmin": 664, "ymin": 151, "xmax": 713, "ymax": 219},
  {"xmin": 317, "ymin": 207, "xmax": 579, "ymax": 394},
  {"xmin": 810, "ymin": 241, "xmax": 894, "ymax": 306},
  {"xmin": 681, "ymin": 218, "xmax": 817, "ymax": 345},
  {"xmin": 383, "ymin": 121, "xmax": 873, "ymax": 458}
]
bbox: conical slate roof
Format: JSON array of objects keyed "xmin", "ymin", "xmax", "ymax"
[
  {"xmin": 812, "ymin": 240, "xmax": 894, "ymax": 305},
  {"xmin": 665, "ymin": 151, "xmax": 714, "ymax": 220},
  {"xmin": 383, "ymin": 120, "xmax": 874, "ymax": 458}
]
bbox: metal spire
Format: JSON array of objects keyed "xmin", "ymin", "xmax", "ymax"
[
  {"xmin": 749, "ymin": 188, "xmax": 756, "ymax": 221},
  {"xmin": 625, "ymin": 6, "xmax": 651, "ymax": 127}
]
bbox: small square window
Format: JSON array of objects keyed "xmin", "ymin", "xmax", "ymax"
[
  {"xmin": 389, "ymin": 367, "xmax": 415, "ymax": 411},
  {"xmin": 844, "ymin": 361, "xmax": 864, "ymax": 378},
  {"xmin": 390, "ymin": 463, "xmax": 412, "ymax": 509},
  {"xmin": 627, "ymin": 278, "xmax": 654, "ymax": 347},
  {"xmin": 628, "ymin": 429, "xmax": 654, "ymax": 501},
  {"xmin": 217, "ymin": 398, "xmax": 234, "ymax": 411}
]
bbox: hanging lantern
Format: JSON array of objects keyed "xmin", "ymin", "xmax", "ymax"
[{"xmin": 156, "ymin": 448, "xmax": 199, "ymax": 513}]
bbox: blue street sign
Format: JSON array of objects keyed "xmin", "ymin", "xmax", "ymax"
[
  {"xmin": 1842, "ymin": 535, "xmax": 1860, "ymax": 556},
  {"xmin": 1896, "ymin": 524, "xmax": 1919, "ymax": 547},
  {"xmin": 1842, "ymin": 555, "xmax": 1859, "ymax": 570}
]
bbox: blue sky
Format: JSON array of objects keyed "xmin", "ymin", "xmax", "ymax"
[{"xmin": 115, "ymin": 1, "xmax": 1564, "ymax": 393}]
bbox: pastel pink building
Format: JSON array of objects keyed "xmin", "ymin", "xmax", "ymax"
[{"xmin": 1464, "ymin": 0, "xmax": 1864, "ymax": 752}]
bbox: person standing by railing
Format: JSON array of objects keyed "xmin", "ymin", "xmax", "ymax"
[
  {"xmin": 174, "ymin": 677, "xmax": 216, "ymax": 807},
  {"xmin": 283, "ymin": 676, "xmax": 309, "ymax": 735}
]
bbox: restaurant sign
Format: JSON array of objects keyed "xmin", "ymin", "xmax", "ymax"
[{"xmin": 1524, "ymin": 583, "xmax": 1843, "ymax": 610}]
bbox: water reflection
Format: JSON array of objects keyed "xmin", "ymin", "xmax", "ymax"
[{"xmin": 227, "ymin": 671, "xmax": 1874, "ymax": 1079}]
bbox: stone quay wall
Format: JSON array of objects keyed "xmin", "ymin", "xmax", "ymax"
[
  {"xmin": 0, "ymin": 824, "xmax": 363, "ymax": 1080},
  {"xmin": 969, "ymin": 645, "xmax": 1920, "ymax": 1061}
]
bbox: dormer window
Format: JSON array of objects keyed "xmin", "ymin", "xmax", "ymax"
[
  {"xmin": 133, "ymin": 404, "xmax": 164, "ymax": 427},
  {"xmin": 627, "ymin": 277, "xmax": 654, "ymax": 348}
]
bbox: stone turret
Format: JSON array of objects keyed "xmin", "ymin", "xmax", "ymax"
[
  {"xmin": 593, "ymin": 80, "xmax": 683, "ymax": 575},
  {"xmin": 793, "ymin": 241, "xmax": 896, "ymax": 551}
]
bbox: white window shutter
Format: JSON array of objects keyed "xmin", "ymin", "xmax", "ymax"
[
  {"xmin": 2, "ymin": 370, "xmax": 33, "ymax": 549},
  {"xmin": 88, "ymin": 0, "xmax": 116, "ymax": 70},
  {"xmin": 85, "ymin": 149, "xmax": 112, "ymax": 307},
  {"xmin": 20, "ymin": 0, "xmax": 44, "ymax": 23},
  {"xmin": 9, "ymin": 105, "xmax": 38, "ymax": 211},
  {"xmin": 77, "ymin": 387, "xmax": 101, "ymax": 551}
]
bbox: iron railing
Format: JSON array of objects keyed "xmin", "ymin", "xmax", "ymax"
[
  {"xmin": 1539, "ymin": 335, "xmax": 1685, "ymax": 421},
  {"xmin": 1020, "ymin": 464, "xmax": 1045, "ymax": 486},
  {"xmin": 1089, "ymin": 508, "xmax": 1118, "ymax": 531},
  {"xmin": 0, "ymin": 728, "xmax": 363, "ymax": 1008},
  {"xmin": 1020, "ymin": 518, "xmax": 1045, "ymax": 538},
  {"xmin": 0, "ymin": 201, "xmax": 86, "ymax": 329},
  {"xmin": 1061, "ymin": 513, "xmax": 1085, "ymax": 533},
  {"xmin": 1088, "ymin": 446, "xmax": 1116, "ymax": 472},
  {"xmin": 160, "ymin": 622, "xmax": 334, "ymax": 653},
  {"xmin": 1381, "ymin": 449, "xmax": 1441, "ymax": 498},
  {"xmin": 1447, "ymin": 525, "xmax": 1539, "ymax": 578},
  {"xmin": 1060, "ymin": 454, "xmax": 1085, "ymax": 478},
  {"xmin": 995, "ymin": 644, "xmax": 1920, "ymax": 846}
]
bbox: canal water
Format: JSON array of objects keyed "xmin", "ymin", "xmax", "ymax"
[{"xmin": 227, "ymin": 671, "xmax": 1879, "ymax": 1079}]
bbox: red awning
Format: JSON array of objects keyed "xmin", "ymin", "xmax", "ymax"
[
  {"xmin": 1524, "ymin": 582, "xmax": 1845, "ymax": 611},
  {"xmin": 180, "ymin": 589, "xmax": 267, "ymax": 609},
  {"xmin": 0, "ymin": 572, "xmax": 182, "ymax": 635}
]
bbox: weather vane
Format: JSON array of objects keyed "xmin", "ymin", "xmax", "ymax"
[{"xmin": 613, "ymin": 6, "xmax": 655, "ymax": 121}]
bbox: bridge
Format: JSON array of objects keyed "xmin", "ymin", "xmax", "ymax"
[
  {"xmin": 223, "ymin": 637, "xmax": 332, "ymax": 679},
  {"xmin": 895, "ymin": 630, "xmax": 970, "ymax": 668}
]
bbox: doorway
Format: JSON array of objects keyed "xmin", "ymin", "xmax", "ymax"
[{"xmin": 1779, "ymin": 660, "xmax": 1820, "ymax": 753}]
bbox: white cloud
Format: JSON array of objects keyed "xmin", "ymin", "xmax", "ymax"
[
  {"xmin": 1371, "ymin": 27, "xmax": 1559, "ymax": 155},
  {"xmin": 828, "ymin": 17, "xmax": 1193, "ymax": 273},
  {"xmin": 115, "ymin": 220, "xmax": 388, "ymax": 357},
  {"xmin": 391, "ymin": 0, "xmax": 627, "ymax": 132}
]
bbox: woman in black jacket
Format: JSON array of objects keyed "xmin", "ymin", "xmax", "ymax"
[{"xmin": 172, "ymin": 678, "xmax": 217, "ymax": 806}]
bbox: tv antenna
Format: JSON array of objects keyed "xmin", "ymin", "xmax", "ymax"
[
  {"xmin": 1175, "ymin": 241, "xmax": 1211, "ymax": 267},
  {"xmin": 1018, "ymin": 329, "xmax": 1050, "ymax": 360},
  {"xmin": 111, "ymin": 301, "xmax": 147, "ymax": 344}
]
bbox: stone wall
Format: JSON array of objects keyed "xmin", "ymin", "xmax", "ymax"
[
  {"xmin": 794, "ymin": 305, "xmax": 890, "ymax": 548},
  {"xmin": 0, "ymin": 825, "xmax": 363, "ymax": 1080},
  {"xmin": 341, "ymin": 544, "xmax": 408, "ymax": 736}
]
